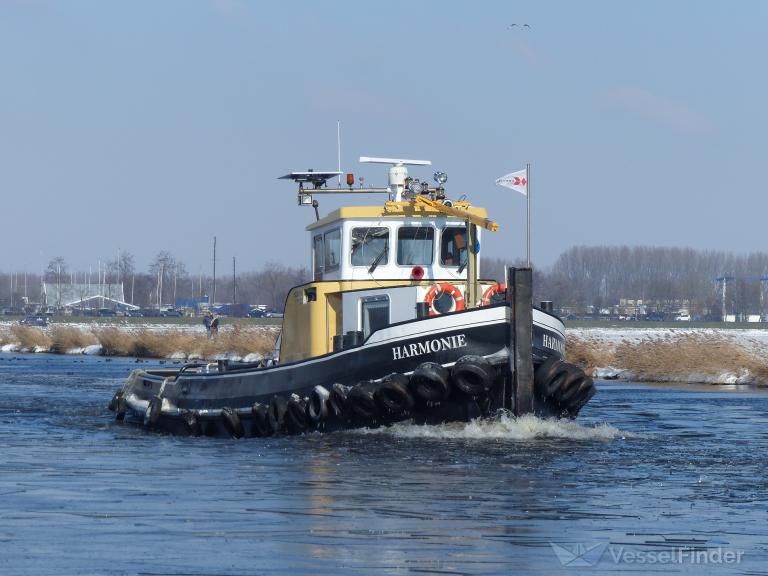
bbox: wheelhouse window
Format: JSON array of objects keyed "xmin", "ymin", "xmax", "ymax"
[
  {"xmin": 351, "ymin": 227, "xmax": 389, "ymax": 267},
  {"xmin": 397, "ymin": 226, "xmax": 434, "ymax": 265},
  {"xmin": 441, "ymin": 226, "xmax": 468, "ymax": 267},
  {"xmin": 324, "ymin": 228, "xmax": 341, "ymax": 272},
  {"xmin": 361, "ymin": 295, "xmax": 389, "ymax": 338},
  {"xmin": 313, "ymin": 234, "xmax": 324, "ymax": 278}
]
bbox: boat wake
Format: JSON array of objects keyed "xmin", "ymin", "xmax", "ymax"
[{"xmin": 355, "ymin": 412, "xmax": 631, "ymax": 441}]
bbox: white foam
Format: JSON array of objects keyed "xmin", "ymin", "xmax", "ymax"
[
  {"xmin": 356, "ymin": 413, "xmax": 630, "ymax": 441},
  {"xmin": 83, "ymin": 344, "xmax": 103, "ymax": 355},
  {"xmin": 1, "ymin": 343, "xmax": 20, "ymax": 352}
]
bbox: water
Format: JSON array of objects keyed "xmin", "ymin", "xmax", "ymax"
[{"xmin": 1, "ymin": 353, "xmax": 768, "ymax": 575}]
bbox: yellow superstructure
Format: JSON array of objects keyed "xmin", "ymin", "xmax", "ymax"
[
  {"xmin": 281, "ymin": 279, "xmax": 430, "ymax": 363},
  {"xmin": 306, "ymin": 201, "xmax": 490, "ymax": 231},
  {"xmin": 278, "ymin": 198, "xmax": 500, "ymax": 363}
]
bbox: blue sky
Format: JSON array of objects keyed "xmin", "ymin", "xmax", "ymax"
[{"xmin": 1, "ymin": 0, "xmax": 766, "ymax": 274}]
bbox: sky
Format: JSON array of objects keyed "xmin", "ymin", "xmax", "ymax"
[{"xmin": 1, "ymin": 0, "xmax": 767, "ymax": 275}]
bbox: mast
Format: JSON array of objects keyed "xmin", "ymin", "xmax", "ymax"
[{"xmin": 212, "ymin": 236, "xmax": 217, "ymax": 307}]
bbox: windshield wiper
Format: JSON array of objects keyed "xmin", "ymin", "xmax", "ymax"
[
  {"xmin": 458, "ymin": 253, "xmax": 468, "ymax": 274},
  {"xmin": 368, "ymin": 246, "xmax": 388, "ymax": 274}
]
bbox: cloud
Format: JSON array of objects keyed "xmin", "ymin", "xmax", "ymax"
[{"xmin": 598, "ymin": 86, "xmax": 713, "ymax": 133}]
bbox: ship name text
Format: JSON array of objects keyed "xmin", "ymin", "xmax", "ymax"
[
  {"xmin": 542, "ymin": 333, "xmax": 565, "ymax": 354},
  {"xmin": 392, "ymin": 334, "xmax": 468, "ymax": 361}
]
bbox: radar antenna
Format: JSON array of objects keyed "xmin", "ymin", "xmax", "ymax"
[{"xmin": 359, "ymin": 156, "xmax": 432, "ymax": 201}]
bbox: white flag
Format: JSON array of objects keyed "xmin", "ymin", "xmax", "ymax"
[{"xmin": 495, "ymin": 168, "xmax": 528, "ymax": 195}]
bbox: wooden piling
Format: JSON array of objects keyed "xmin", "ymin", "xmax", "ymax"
[{"xmin": 507, "ymin": 267, "xmax": 534, "ymax": 415}]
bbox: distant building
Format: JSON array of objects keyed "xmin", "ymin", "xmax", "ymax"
[{"xmin": 42, "ymin": 283, "xmax": 136, "ymax": 310}]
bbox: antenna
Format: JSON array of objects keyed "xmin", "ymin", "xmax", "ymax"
[
  {"xmin": 359, "ymin": 157, "xmax": 431, "ymax": 166},
  {"xmin": 337, "ymin": 120, "xmax": 341, "ymax": 186},
  {"xmin": 359, "ymin": 156, "xmax": 432, "ymax": 201}
]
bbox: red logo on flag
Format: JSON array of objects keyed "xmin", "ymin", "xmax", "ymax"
[{"xmin": 513, "ymin": 177, "xmax": 527, "ymax": 186}]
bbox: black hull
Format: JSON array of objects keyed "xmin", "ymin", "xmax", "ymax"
[{"xmin": 112, "ymin": 304, "xmax": 593, "ymax": 437}]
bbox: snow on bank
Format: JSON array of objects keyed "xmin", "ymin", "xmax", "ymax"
[
  {"xmin": 568, "ymin": 326, "xmax": 768, "ymax": 351},
  {"xmin": 567, "ymin": 326, "xmax": 768, "ymax": 385}
]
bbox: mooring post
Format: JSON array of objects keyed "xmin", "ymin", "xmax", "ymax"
[{"xmin": 507, "ymin": 267, "xmax": 534, "ymax": 415}]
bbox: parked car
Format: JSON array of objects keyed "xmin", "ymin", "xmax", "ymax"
[
  {"xmin": 20, "ymin": 315, "xmax": 48, "ymax": 327},
  {"xmin": 264, "ymin": 311, "xmax": 284, "ymax": 318},
  {"xmin": 248, "ymin": 308, "xmax": 265, "ymax": 318},
  {"xmin": 98, "ymin": 308, "xmax": 117, "ymax": 317},
  {"xmin": 126, "ymin": 309, "xmax": 144, "ymax": 317},
  {"xmin": 161, "ymin": 309, "xmax": 182, "ymax": 317}
]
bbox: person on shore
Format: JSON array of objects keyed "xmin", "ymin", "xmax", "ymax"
[
  {"xmin": 203, "ymin": 311, "xmax": 213, "ymax": 337},
  {"xmin": 210, "ymin": 314, "xmax": 220, "ymax": 337}
]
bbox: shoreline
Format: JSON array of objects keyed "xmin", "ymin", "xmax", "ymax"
[
  {"xmin": 3, "ymin": 322, "xmax": 768, "ymax": 386},
  {"xmin": 0, "ymin": 321, "xmax": 278, "ymax": 362}
]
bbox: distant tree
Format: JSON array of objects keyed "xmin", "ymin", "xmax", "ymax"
[
  {"xmin": 45, "ymin": 257, "xmax": 68, "ymax": 284},
  {"xmin": 148, "ymin": 251, "xmax": 188, "ymax": 307}
]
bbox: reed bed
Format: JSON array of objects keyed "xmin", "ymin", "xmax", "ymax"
[
  {"xmin": 567, "ymin": 331, "xmax": 768, "ymax": 385},
  {"xmin": 0, "ymin": 323, "xmax": 277, "ymax": 360},
  {"xmin": 4, "ymin": 321, "xmax": 768, "ymax": 385}
]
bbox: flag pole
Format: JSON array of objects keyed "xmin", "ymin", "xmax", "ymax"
[{"xmin": 526, "ymin": 162, "xmax": 531, "ymax": 267}]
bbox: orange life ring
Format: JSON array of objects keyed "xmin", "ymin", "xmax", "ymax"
[
  {"xmin": 481, "ymin": 283, "xmax": 506, "ymax": 306},
  {"xmin": 424, "ymin": 283, "xmax": 465, "ymax": 316}
]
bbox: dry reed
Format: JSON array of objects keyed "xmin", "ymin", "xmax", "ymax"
[
  {"xmin": 9, "ymin": 325, "xmax": 53, "ymax": 350},
  {"xmin": 568, "ymin": 332, "xmax": 768, "ymax": 385},
  {"xmin": 49, "ymin": 325, "xmax": 98, "ymax": 352}
]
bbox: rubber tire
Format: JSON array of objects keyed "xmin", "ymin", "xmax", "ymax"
[
  {"xmin": 348, "ymin": 382, "xmax": 379, "ymax": 419},
  {"xmin": 115, "ymin": 394, "xmax": 127, "ymax": 421},
  {"xmin": 308, "ymin": 385, "xmax": 330, "ymax": 422},
  {"xmin": 450, "ymin": 355, "xmax": 496, "ymax": 396},
  {"xmin": 534, "ymin": 357, "xmax": 570, "ymax": 399},
  {"xmin": 375, "ymin": 373, "xmax": 414, "ymax": 414},
  {"xmin": 251, "ymin": 403, "xmax": 271, "ymax": 437},
  {"xmin": 286, "ymin": 396, "xmax": 309, "ymax": 433},
  {"xmin": 147, "ymin": 395, "xmax": 162, "ymax": 425},
  {"xmin": 183, "ymin": 410, "xmax": 202, "ymax": 436},
  {"xmin": 329, "ymin": 383, "xmax": 350, "ymax": 417},
  {"xmin": 409, "ymin": 363, "xmax": 451, "ymax": 402},
  {"xmin": 565, "ymin": 377, "xmax": 596, "ymax": 417},
  {"xmin": 221, "ymin": 407, "xmax": 245, "ymax": 438},
  {"xmin": 268, "ymin": 395, "xmax": 288, "ymax": 434},
  {"xmin": 558, "ymin": 367, "xmax": 588, "ymax": 406}
]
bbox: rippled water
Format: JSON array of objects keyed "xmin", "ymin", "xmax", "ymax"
[{"xmin": 1, "ymin": 353, "xmax": 768, "ymax": 575}]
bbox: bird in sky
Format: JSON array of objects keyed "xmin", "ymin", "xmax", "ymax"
[{"xmin": 508, "ymin": 23, "xmax": 532, "ymax": 29}]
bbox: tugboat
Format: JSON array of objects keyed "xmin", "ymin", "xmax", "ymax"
[{"xmin": 108, "ymin": 157, "xmax": 595, "ymax": 437}]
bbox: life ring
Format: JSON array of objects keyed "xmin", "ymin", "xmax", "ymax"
[
  {"xmin": 481, "ymin": 283, "xmax": 506, "ymax": 306},
  {"xmin": 424, "ymin": 283, "xmax": 465, "ymax": 316}
]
